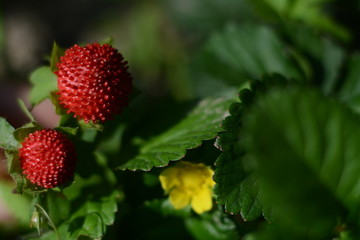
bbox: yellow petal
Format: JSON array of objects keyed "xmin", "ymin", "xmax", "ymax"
[
  {"xmin": 191, "ymin": 187, "xmax": 213, "ymax": 214},
  {"xmin": 169, "ymin": 188, "xmax": 191, "ymax": 210},
  {"xmin": 159, "ymin": 167, "xmax": 180, "ymax": 192},
  {"xmin": 181, "ymin": 169, "xmax": 205, "ymax": 189},
  {"xmin": 205, "ymin": 168, "xmax": 215, "ymax": 187}
]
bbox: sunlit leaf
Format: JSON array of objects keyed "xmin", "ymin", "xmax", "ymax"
[{"xmin": 119, "ymin": 96, "xmax": 233, "ymax": 171}]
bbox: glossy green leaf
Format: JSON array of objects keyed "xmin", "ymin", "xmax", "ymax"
[
  {"xmin": 243, "ymin": 86, "xmax": 358, "ymax": 238},
  {"xmin": 29, "ymin": 66, "xmax": 58, "ymax": 106},
  {"xmin": 214, "ymin": 153, "xmax": 264, "ymax": 220},
  {"xmin": 119, "ymin": 96, "xmax": 233, "ymax": 171},
  {"xmin": 214, "ymin": 103, "xmax": 266, "ymax": 220},
  {"xmin": 213, "ymin": 76, "xmax": 287, "ymax": 220},
  {"xmin": 0, "ymin": 117, "xmax": 19, "ymax": 150}
]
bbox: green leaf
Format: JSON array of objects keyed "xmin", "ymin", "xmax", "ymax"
[
  {"xmin": 119, "ymin": 96, "xmax": 233, "ymax": 171},
  {"xmin": 45, "ymin": 191, "xmax": 71, "ymax": 226},
  {"xmin": 339, "ymin": 54, "xmax": 360, "ymax": 112},
  {"xmin": 50, "ymin": 41, "xmax": 65, "ymax": 72},
  {"xmin": 145, "ymin": 199, "xmax": 192, "ymax": 218},
  {"xmin": 29, "ymin": 176, "xmax": 121, "ymax": 240},
  {"xmin": 214, "ymin": 152, "xmax": 264, "ymax": 220},
  {"xmin": 97, "ymin": 124, "xmax": 126, "ymax": 154},
  {"xmin": 55, "ymin": 126, "xmax": 78, "ymax": 136},
  {"xmin": 285, "ymin": 25, "xmax": 345, "ymax": 95},
  {"xmin": 243, "ymin": 86, "xmax": 357, "ymax": 238},
  {"xmin": 248, "ymin": 0, "xmax": 350, "ymax": 41},
  {"xmin": 0, "ymin": 181, "xmax": 31, "ymax": 225},
  {"xmin": 0, "ymin": 117, "xmax": 20, "ymax": 150},
  {"xmin": 69, "ymin": 190, "xmax": 120, "ymax": 239},
  {"xmin": 29, "ymin": 66, "xmax": 58, "ymax": 106},
  {"xmin": 5, "ymin": 150, "xmax": 25, "ymax": 193},
  {"xmin": 94, "ymin": 151, "xmax": 117, "ymax": 186},
  {"xmin": 213, "ymin": 77, "xmax": 289, "ymax": 220},
  {"xmin": 185, "ymin": 209, "xmax": 239, "ymax": 240},
  {"xmin": 199, "ymin": 24, "xmax": 303, "ymax": 87}
]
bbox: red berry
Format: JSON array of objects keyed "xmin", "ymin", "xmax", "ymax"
[
  {"xmin": 56, "ymin": 43, "xmax": 132, "ymax": 123},
  {"xmin": 19, "ymin": 129, "xmax": 77, "ymax": 189}
]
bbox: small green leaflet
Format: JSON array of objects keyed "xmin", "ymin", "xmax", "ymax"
[
  {"xmin": 29, "ymin": 66, "xmax": 58, "ymax": 106},
  {"xmin": 119, "ymin": 96, "xmax": 233, "ymax": 171},
  {"xmin": 0, "ymin": 117, "xmax": 19, "ymax": 150}
]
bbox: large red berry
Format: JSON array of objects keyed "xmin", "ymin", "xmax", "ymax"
[
  {"xmin": 19, "ymin": 129, "xmax": 77, "ymax": 189},
  {"xmin": 56, "ymin": 42, "xmax": 132, "ymax": 123}
]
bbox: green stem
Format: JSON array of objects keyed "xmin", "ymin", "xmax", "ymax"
[
  {"xmin": 35, "ymin": 203, "xmax": 61, "ymax": 240},
  {"xmin": 17, "ymin": 98, "xmax": 35, "ymax": 122}
]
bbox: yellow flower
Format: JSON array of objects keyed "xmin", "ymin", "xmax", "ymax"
[{"xmin": 159, "ymin": 161, "xmax": 215, "ymax": 214}]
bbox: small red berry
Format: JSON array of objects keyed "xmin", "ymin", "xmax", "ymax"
[
  {"xmin": 56, "ymin": 42, "xmax": 132, "ymax": 123},
  {"xmin": 19, "ymin": 129, "xmax": 77, "ymax": 189}
]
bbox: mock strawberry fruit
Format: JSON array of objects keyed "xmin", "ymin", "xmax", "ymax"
[
  {"xmin": 19, "ymin": 129, "xmax": 77, "ymax": 189},
  {"xmin": 56, "ymin": 42, "xmax": 132, "ymax": 123}
]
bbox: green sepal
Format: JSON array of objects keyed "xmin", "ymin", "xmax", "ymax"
[
  {"xmin": 50, "ymin": 41, "xmax": 65, "ymax": 72},
  {"xmin": 99, "ymin": 37, "xmax": 114, "ymax": 46},
  {"xmin": 14, "ymin": 122, "xmax": 42, "ymax": 143},
  {"xmin": 17, "ymin": 98, "xmax": 35, "ymax": 122},
  {"xmin": 54, "ymin": 126, "xmax": 78, "ymax": 136}
]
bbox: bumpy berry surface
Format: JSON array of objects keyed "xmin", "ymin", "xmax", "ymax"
[
  {"xmin": 19, "ymin": 129, "xmax": 77, "ymax": 189},
  {"xmin": 56, "ymin": 43, "xmax": 132, "ymax": 123}
]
